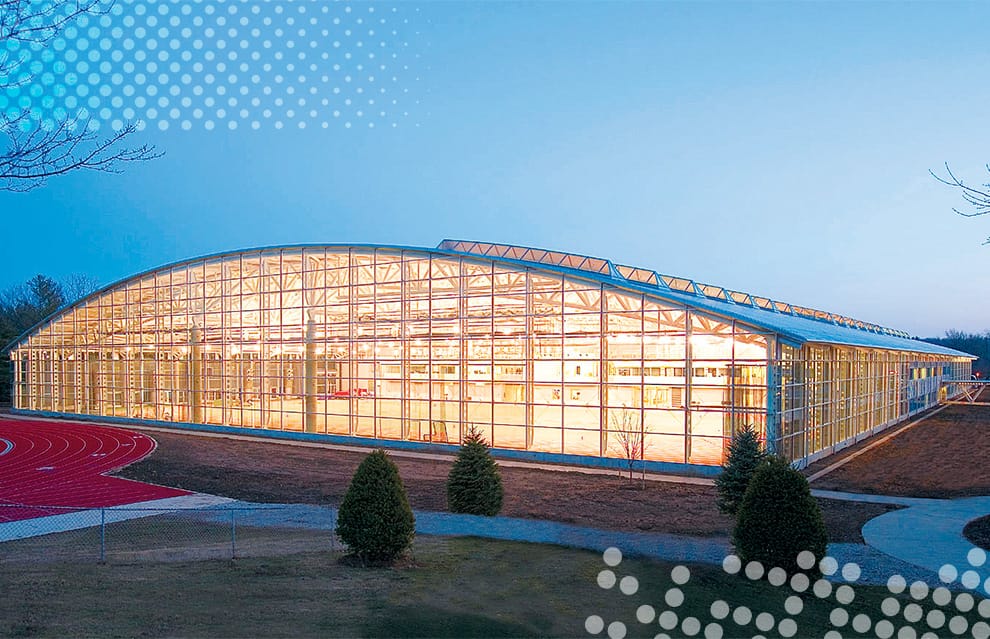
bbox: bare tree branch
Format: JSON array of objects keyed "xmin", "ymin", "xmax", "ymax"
[
  {"xmin": 930, "ymin": 163, "xmax": 990, "ymax": 218},
  {"xmin": 60, "ymin": 273, "xmax": 101, "ymax": 305},
  {"xmin": 0, "ymin": 0, "xmax": 162, "ymax": 191},
  {"xmin": 1, "ymin": 0, "xmax": 104, "ymax": 42},
  {"xmin": 0, "ymin": 118, "xmax": 162, "ymax": 191},
  {"xmin": 608, "ymin": 407, "xmax": 649, "ymax": 485}
]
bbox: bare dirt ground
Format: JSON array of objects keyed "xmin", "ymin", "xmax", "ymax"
[
  {"xmin": 806, "ymin": 395, "xmax": 990, "ymax": 498},
  {"xmin": 116, "ymin": 429, "xmax": 890, "ymax": 543}
]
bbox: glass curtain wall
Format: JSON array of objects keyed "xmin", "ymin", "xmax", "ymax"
[
  {"xmin": 777, "ymin": 344, "xmax": 972, "ymax": 464},
  {"xmin": 8, "ymin": 247, "xmax": 969, "ymax": 467}
]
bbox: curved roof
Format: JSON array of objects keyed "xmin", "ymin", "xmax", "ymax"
[{"xmin": 3, "ymin": 240, "xmax": 975, "ymax": 359}]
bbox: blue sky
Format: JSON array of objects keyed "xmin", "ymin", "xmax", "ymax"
[{"xmin": 2, "ymin": 0, "xmax": 989, "ymax": 337}]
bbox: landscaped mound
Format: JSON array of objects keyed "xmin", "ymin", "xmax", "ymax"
[
  {"xmin": 733, "ymin": 456, "xmax": 828, "ymax": 576},
  {"xmin": 715, "ymin": 424, "xmax": 766, "ymax": 516},
  {"xmin": 336, "ymin": 449, "xmax": 415, "ymax": 563},
  {"xmin": 447, "ymin": 429, "xmax": 504, "ymax": 516}
]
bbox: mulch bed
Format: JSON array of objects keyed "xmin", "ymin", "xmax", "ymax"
[
  {"xmin": 806, "ymin": 401, "xmax": 990, "ymax": 498},
  {"xmin": 116, "ymin": 429, "xmax": 891, "ymax": 543}
]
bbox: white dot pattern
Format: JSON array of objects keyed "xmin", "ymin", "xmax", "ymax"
[
  {"xmin": 585, "ymin": 548, "xmax": 990, "ymax": 639},
  {"xmin": 0, "ymin": 0, "xmax": 424, "ymax": 132}
]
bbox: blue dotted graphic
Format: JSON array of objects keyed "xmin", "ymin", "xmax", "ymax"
[{"xmin": 0, "ymin": 0, "xmax": 424, "ymax": 131}]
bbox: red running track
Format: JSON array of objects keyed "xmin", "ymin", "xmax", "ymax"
[{"xmin": 0, "ymin": 417, "xmax": 189, "ymax": 523}]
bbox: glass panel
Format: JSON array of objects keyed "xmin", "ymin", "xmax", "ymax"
[{"xmin": 16, "ymin": 244, "xmax": 965, "ymax": 471}]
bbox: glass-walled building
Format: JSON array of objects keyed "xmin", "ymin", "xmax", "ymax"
[{"xmin": 4, "ymin": 241, "xmax": 974, "ymax": 471}]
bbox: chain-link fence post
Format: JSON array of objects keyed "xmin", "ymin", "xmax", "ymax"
[
  {"xmin": 329, "ymin": 508, "xmax": 336, "ymax": 554},
  {"xmin": 230, "ymin": 509, "xmax": 237, "ymax": 559},
  {"xmin": 99, "ymin": 507, "xmax": 106, "ymax": 562}
]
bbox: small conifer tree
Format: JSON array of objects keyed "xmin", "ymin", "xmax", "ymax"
[
  {"xmin": 446, "ymin": 428, "xmax": 504, "ymax": 516},
  {"xmin": 335, "ymin": 449, "xmax": 415, "ymax": 563},
  {"xmin": 732, "ymin": 456, "xmax": 828, "ymax": 576},
  {"xmin": 715, "ymin": 424, "xmax": 767, "ymax": 516}
]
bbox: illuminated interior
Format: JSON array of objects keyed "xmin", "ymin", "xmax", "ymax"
[{"xmin": 5, "ymin": 243, "xmax": 974, "ymax": 468}]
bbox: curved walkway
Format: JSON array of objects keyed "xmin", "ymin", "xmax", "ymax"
[
  {"xmin": 1, "ymin": 489, "xmax": 983, "ymax": 589},
  {"xmin": 810, "ymin": 488, "xmax": 940, "ymax": 507},
  {"xmin": 862, "ymin": 495, "xmax": 990, "ymax": 594},
  {"xmin": 813, "ymin": 488, "xmax": 990, "ymax": 593},
  {"xmin": 177, "ymin": 501, "xmax": 943, "ymax": 586}
]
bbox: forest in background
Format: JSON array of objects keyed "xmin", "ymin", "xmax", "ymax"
[{"xmin": 922, "ymin": 330, "xmax": 990, "ymax": 377}]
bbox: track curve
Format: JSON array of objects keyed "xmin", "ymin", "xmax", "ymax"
[{"xmin": 0, "ymin": 417, "xmax": 189, "ymax": 523}]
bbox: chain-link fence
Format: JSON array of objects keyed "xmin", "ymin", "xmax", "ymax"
[{"xmin": 0, "ymin": 504, "xmax": 339, "ymax": 564}]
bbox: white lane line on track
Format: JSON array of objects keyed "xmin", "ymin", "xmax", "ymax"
[{"xmin": 0, "ymin": 438, "xmax": 12, "ymax": 456}]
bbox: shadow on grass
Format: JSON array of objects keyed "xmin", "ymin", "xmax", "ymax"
[{"xmin": 362, "ymin": 604, "xmax": 538, "ymax": 638}]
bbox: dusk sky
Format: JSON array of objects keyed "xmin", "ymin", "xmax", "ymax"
[{"xmin": 3, "ymin": 0, "xmax": 989, "ymax": 337}]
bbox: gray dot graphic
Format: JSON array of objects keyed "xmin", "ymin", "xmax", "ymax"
[
  {"xmin": 881, "ymin": 597, "xmax": 900, "ymax": 616},
  {"xmin": 875, "ymin": 619, "xmax": 894, "ymax": 638},
  {"xmin": 835, "ymin": 584, "xmax": 855, "ymax": 605},
  {"xmin": 732, "ymin": 606, "xmax": 752, "ymax": 626},
  {"xmin": 955, "ymin": 592, "xmax": 975, "ymax": 612},
  {"xmin": 789, "ymin": 573, "xmax": 809, "ymax": 592},
  {"xmin": 635, "ymin": 605, "xmax": 655, "ymax": 624},
  {"xmin": 904, "ymin": 602, "xmax": 923, "ymax": 623},
  {"xmin": 681, "ymin": 617, "xmax": 700, "ymax": 637},
  {"xmin": 778, "ymin": 618, "xmax": 798, "ymax": 638},
  {"xmin": 607, "ymin": 621, "xmax": 626, "ymax": 639},
  {"xmin": 829, "ymin": 608, "xmax": 848, "ymax": 627},
  {"xmin": 961, "ymin": 570, "xmax": 981, "ymax": 589},
  {"xmin": 888, "ymin": 574, "xmax": 907, "ymax": 594},
  {"xmin": 948, "ymin": 615, "xmax": 968, "ymax": 635},
  {"xmin": 820, "ymin": 556, "xmax": 838, "ymax": 576},
  {"xmin": 926, "ymin": 609, "xmax": 945, "ymax": 629},
  {"xmin": 597, "ymin": 570, "xmax": 616, "ymax": 589},
  {"xmin": 754, "ymin": 612, "xmax": 774, "ymax": 632},
  {"xmin": 709, "ymin": 601, "xmax": 730, "ymax": 620},
  {"xmin": 851, "ymin": 613, "xmax": 871, "ymax": 633},
  {"xmin": 767, "ymin": 567, "xmax": 787, "ymax": 586},
  {"xmin": 796, "ymin": 551, "xmax": 815, "ymax": 570},
  {"xmin": 969, "ymin": 548, "xmax": 987, "ymax": 567},
  {"xmin": 586, "ymin": 616, "xmax": 605, "ymax": 635},
  {"xmin": 932, "ymin": 586, "xmax": 951, "ymax": 606},
  {"xmin": 618, "ymin": 576, "xmax": 638, "ymax": 595},
  {"xmin": 813, "ymin": 578, "xmax": 832, "ymax": 598},
  {"xmin": 744, "ymin": 561, "xmax": 764, "ymax": 580},
  {"xmin": 658, "ymin": 611, "xmax": 678, "ymax": 630},
  {"xmin": 783, "ymin": 595, "xmax": 803, "ymax": 615}
]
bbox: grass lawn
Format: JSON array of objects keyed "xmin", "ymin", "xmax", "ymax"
[
  {"xmin": 2, "ymin": 535, "xmax": 987, "ymax": 638},
  {"xmin": 115, "ymin": 428, "xmax": 892, "ymax": 542},
  {"xmin": 0, "ymin": 518, "xmax": 337, "ymax": 564}
]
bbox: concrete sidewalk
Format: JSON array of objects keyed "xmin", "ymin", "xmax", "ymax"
[
  {"xmin": 178, "ymin": 500, "xmax": 949, "ymax": 586},
  {"xmin": 809, "ymin": 489, "xmax": 990, "ymax": 595},
  {"xmin": 810, "ymin": 488, "xmax": 941, "ymax": 507},
  {"xmin": 1, "ymin": 492, "xmax": 980, "ymax": 589},
  {"xmin": 862, "ymin": 495, "xmax": 990, "ymax": 594},
  {"xmin": 0, "ymin": 493, "xmax": 234, "ymax": 542}
]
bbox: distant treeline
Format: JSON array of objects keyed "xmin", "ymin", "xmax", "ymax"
[
  {"xmin": 922, "ymin": 330, "xmax": 990, "ymax": 377},
  {"xmin": 0, "ymin": 274, "xmax": 101, "ymax": 406}
]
